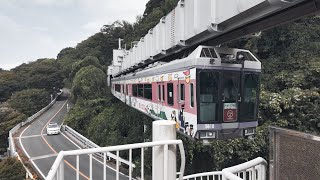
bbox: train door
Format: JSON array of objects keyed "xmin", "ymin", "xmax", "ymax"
[
  {"xmin": 222, "ymin": 71, "xmax": 241, "ymax": 123},
  {"xmin": 157, "ymin": 82, "xmax": 166, "ymax": 119}
]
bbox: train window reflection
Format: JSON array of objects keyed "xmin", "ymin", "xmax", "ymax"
[
  {"xmin": 132, "ymin": 84, "xmax": 137, "ymax": 97},
  {"xmin": 240, "ymin": 73, "xmax": 259, "ymax": 120},
  {"xmin": 158, "ymin": 85, "xmax": 161, "ymax": 101},
  {"xmin": 162, "ymin": 85, "xmax": 165, "ymax": 101},
  {"xmin": 115, "ymin": 84, "xmax": 121, "ymax": 92},
  {"xmin": 190, "ymin": 83, "xmax": 194, "ymax": 108},
  {"xmin": 168, "ymin": 83, "xmax": 174, "ymax": 106},
  {"xmin": 180, "ymin": 84, "xmax": 185, "ymax": 101},
  {"xmin": 144, "ymin": 84, "xmax": 152, "ymax": 100},
  {"xmin": 223, "ymin": 72, "xmax": 239, "ymax": 103},
  {"xmin": 138, "ymin": 84, "xmax": 143, "ymax": 97},
  {"xmin": 199, "ymin": 71, "xmax": 219, "ymax": 123}
]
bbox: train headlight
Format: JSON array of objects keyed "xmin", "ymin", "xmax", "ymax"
[
  {"xmin": 200, "ymin": 131, "xmax": 216, "ymax": 139},
  {"xmin": 244, "ymin": 128, "xmax": 255, "ymax": 136}
]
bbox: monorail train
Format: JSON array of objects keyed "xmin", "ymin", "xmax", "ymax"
[{"xmin": 111, "ymin": 45, "xmax": 261, "ymax": 142}]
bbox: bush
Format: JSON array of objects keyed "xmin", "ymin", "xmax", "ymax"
[{"xmin": 0, "ymin": 158, "xmax": 26, "ymax": 180}]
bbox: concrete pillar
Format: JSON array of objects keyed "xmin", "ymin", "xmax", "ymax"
[{"xmin": 152, "ymin": 120, "xmax": 176, "ymax": 180}]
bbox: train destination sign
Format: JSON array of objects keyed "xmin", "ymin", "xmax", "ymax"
[{"xmin": 223, "ymin": 103, "xmax": 237, "ymax": 122}]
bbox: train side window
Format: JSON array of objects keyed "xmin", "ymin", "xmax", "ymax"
[
  {"xmin": 115, "ymin": 84, "xmax": 121, "ymax": 92},
  {"xmin": 144, "ymin": 84, "xmax": 152, "ymax": 100},
  {"xmin": 158, "ymin": 85, "xmax": 161, "ymax": 101},
  {"xmin": 126, "ymin": 85, "xmax": 128, "ymax": 95},
  {"xmin": 240, "ymin": 73, "xmax": 260, "ymax": 120},
  {"xmin": 167, "ymin": 83, "xmax": 174, "ymax": 106},
  {"xmin": 162, "ymin": 85, "xmax": 165, "ymax": 102},
  {"xmin": 180, "ymin": 84, "xmax": 185, "ymax": 101},
  {"xmin": 138, "ymin": 84, "xmax": 144, "ymax": 97},
  {"xmin": 132, "ymin": 84, "xmax": 138, "ymax": 97},
  {"xmin": 190, "ymin": 83, "xmax": 194, "ymax": 108}
]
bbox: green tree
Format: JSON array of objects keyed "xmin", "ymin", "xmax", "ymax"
[
  {"xmin": 8, "ymin": 89, "xmax": 50, "ymax": 117},
  {"xmin": 0, "ymin": 158, "xmax": 26, "ymax": 180},
  {"xmin": 69, "ymin": 56, "xmax": 102, "ymax": 81},
  {"xmin": 0, "ymin": 71, "xmax": 25, "ymax": 101},
  {"xmin": 71, "ymin": 65, "xmax": 107, "ymax": 101},
  {"xmin": 0, "ymin": 105, "xmax": 26, "ymax": 153}
]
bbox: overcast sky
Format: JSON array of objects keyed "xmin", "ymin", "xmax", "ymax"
[{"xmin": 0, "ymin": 0, "xmax": 149, "ymax": 70}]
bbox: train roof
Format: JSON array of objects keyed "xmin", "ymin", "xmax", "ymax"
[{"xmin": 111, "ymin": 46, "xmax": 261, "ymax": 81}]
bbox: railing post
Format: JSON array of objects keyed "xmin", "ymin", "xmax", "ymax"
[
  {"xmin": 59, "ymin": 158, "xmax": 64, "ymax": 180},
  {"xmin": 152, "ymin": 120, "xmax": 176, "ymax": 180}
]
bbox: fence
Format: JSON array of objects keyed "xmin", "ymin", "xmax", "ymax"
[
  {"xmin": 269, "ymin": 126, "xmax": 320, "ymax": 180},
  {"xmin": 47, "ymin": 121, "xmax": 185, "ymax": 180},
  {"xmin": 63, "ymin": 125, "xmax": 135, "ymax": 167},
  {"xmin": 181, "ymin": 157, "xmax": 267, "ymax": 180},
  {"xmin": 47, "ymin": 120, "xmax": 267, "ymax": 180}
]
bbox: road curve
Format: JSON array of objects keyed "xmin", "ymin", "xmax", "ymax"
[{"xmin": 15, "ymin": 92, "xmax": 129, "ymax": 180}]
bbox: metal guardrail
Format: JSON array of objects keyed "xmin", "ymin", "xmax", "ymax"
[
  {"xmin": 182, "ymin": 157, "xmax": 267, "ymax": 180},
  {"xmin": 46, "ymin": 140, "xmax": 186, "ymax": 180},
  {"xmin": 7, "ymin": 90, "xmax": 63, "ymax": 179},
  {"xmin": 63, "ymin": 125, "xmax": 135, "ymax": 168}
]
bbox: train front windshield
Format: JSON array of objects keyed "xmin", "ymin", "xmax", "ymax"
[{"xmin": 198, "ymin": 70, "xmax": 260, "ymax": 124}]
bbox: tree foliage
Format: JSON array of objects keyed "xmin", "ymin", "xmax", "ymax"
[
  {"xmin": 0, "ymin": 158, "xmax": 26, "ymax": 180},
  {"xmin": 0, "ymin": 105, "xmax": 26, "ymax": 153},
  {"xmin": 8, "ymin": 89, "xmax": 50, "ymax": 117},
  {"xmin": 71, "ymin": 65, "xmax": 107, "ymax": 101},
  {"xmin": 0, "ymin": 58, "xmax": 65, "ymax": 155}
]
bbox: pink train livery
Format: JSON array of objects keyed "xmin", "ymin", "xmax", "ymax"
[{"xmin": 110, "ymin": 46, "xmax": 261, "ymax": 143}]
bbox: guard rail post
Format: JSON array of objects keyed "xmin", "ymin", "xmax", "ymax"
[{"xmin": 153, "ymin": 120, "xmax": 177, "ymax": 180}]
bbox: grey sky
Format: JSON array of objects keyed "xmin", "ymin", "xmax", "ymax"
[{"xmin": 0, "ymin": 0, "xmax": 149, "ymax": 70}]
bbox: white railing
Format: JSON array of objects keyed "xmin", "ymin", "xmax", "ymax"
[
  {"xmin": 63, "ymin": 125, "xmax": 135, "ymax": 167},
  {"xmin": 46, "ymin": 140, "xmax": 186, "ymax": 180},
  {"xmin": 182, "ymin": 157, "xmax": 267, "ymax": 180},
  {"xmin": 222, "ymin": 157, "xmax": 267, "ymax": 180},
  {"xmin": 182, "ymin": 171, "xmax": 223, "ymax": 180}
]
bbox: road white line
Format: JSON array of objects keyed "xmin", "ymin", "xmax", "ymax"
[
  {"xmin": 19, "ymin": 125, "xmax": 46, "ymax": 179},
  {"xmin": 61, "ymin": 132, "xmax": 130, "ymax": 178},
  {"xmin": 15, "ymin": 134, "xmax": 46, "ymax": 139},
  {"xmin": 19, "ymin": 100, "xmax": 67, "ymax": 180},
  {"xmin": 19, "ymin": 125, "xmax": 31, "ymax": 159},
  {"xmin": 30, "ymin": 153, "xmax": 58, "ymax": 161},
  {"xmin": 30, "ymin": 160, "xmax": 46, "ymax": 179},
  {"xmin": 61, "ymin": 132, "xmax": 81, "ymax": 149},
  {"xmin": 37, "ymin": 120, "xmax": 44, "ymax": 125}
]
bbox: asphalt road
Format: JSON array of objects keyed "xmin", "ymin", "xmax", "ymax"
[{"xmin": 15, "ymin": 92, "xmax": 129, "ymax": 180}]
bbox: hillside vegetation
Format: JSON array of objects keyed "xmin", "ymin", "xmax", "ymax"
[{"xmin": 0, "ymin": 0, "xmax": 319, "ymax": 177}]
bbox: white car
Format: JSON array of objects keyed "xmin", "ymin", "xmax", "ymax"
[{"xmin": 47, "ymin": 122, "xmax": 60, "ymax": 135}]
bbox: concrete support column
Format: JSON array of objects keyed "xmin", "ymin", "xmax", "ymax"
[{"xmin": 152, "ymin": 120, "xmax": 176, "ymax": 180}]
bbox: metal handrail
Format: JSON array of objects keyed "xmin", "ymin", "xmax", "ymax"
[
  {"xmin": 46, "ymin": 140, "xmax": 185, "ymax": 180},
  {"xmin": 63, "ymin": 125, "xmax": 135, "ymax": 167},
  {"xmin": 181, "ymin": 157, "xmax": 267, "ymax": 180},
  {"xmin": 182, "ymin": 171, "xmax": 222, "ymax": 180},
  {"xmin": 222, "ymin": 157, "xmax": 267, "ymax": 180}
]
